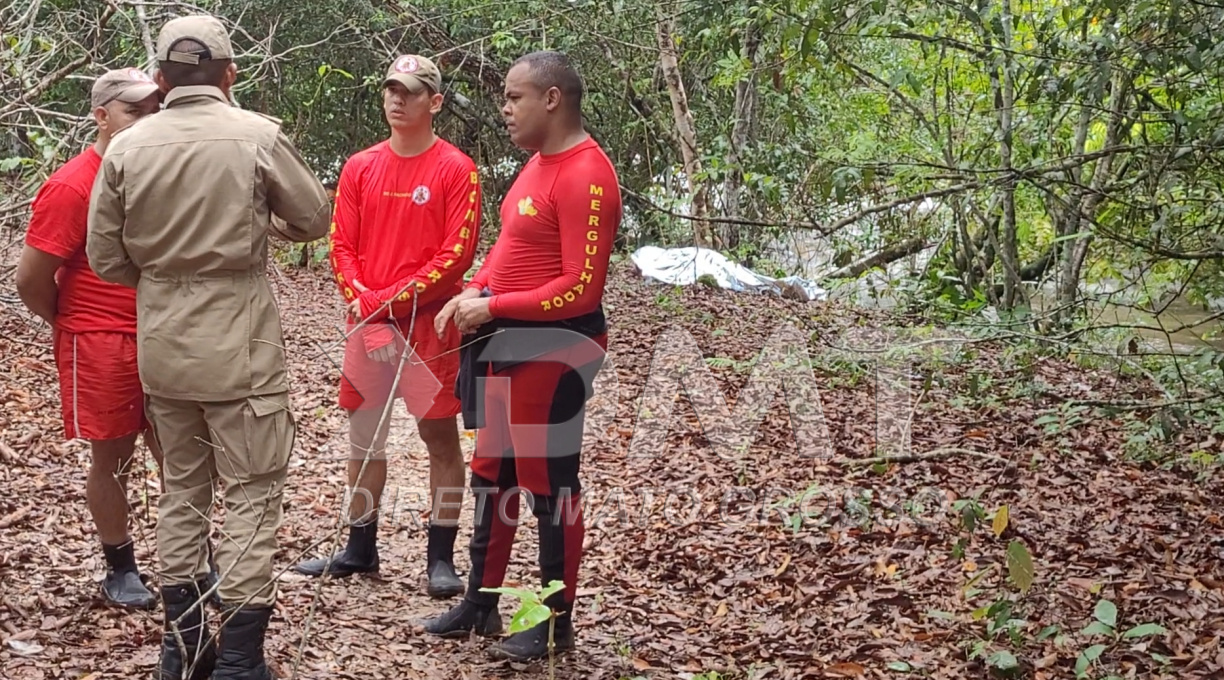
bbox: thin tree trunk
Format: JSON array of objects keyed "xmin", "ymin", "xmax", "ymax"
[
  {"xmin": 995, "ymin": 0, "xmax": 1022, "ymax": 309},
  {"xmin": 133, "ymin": 1, "xmax": 157, "ymax": 66},
  {"xmin": 1058, "ymin": 70, "xmax": 1131, "ymax": 312},
  {"xmin": 655, "ymin": 0, "xmax": 713, "ymax": 247},
  {"xmin": 828, "ymin": 237, "xmax": 929, "ymax": 279},
  {"xmin": 1054, "ymin": 98, "xmax": 1095, "ymax": 320},
  {"xmin": 720, "ymin": 25, "xmax": 761, "ymax": 250}
]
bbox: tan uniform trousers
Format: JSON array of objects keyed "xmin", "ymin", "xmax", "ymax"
[{"xmin": 145, "ymin": 391, "xmax": 295, "ymax": 607}]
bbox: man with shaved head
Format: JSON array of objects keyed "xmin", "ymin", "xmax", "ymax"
[
  {"xmin": 87, "ymin": 12, "xmax": 331, "ymax": 680},
  {"xmin": 425, "ymin": 50, "xmax": 622, "ymax": 662}
]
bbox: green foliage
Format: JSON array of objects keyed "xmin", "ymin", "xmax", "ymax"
[
  {"xmin": 481, "ymin": 579, "xmax": 566, "ymax": 634},
  {"xmin": 1006, "ymin": 541, "xmax": 1035, "ymax": 594},
  {"xmin": 8, "ymin": 0, "xmax": 1224, "ymax": 390}
]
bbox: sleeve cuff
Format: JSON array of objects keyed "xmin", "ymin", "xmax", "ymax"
[
  {"xmin": 357, "ymin": 290, "xmax": 381, "ymax": 319},
  {"xmin": 362, "ymin": 323, "xmax": 394, "ymax": 353},
  {"xmin": 24, "ymin": 233, "xmax": 75, "ymax": 259}
]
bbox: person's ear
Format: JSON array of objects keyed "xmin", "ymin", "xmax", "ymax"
[
  {"xmin": 545, "ymin": 86, "xmax": 561, "ymax": 112},
  {"xmin": 154, "ymin": 69, "xmax": 172, "ymax": 94},
  {"xmin": 92, "ymin": 105, "xmax": 109, "ymax": 133},
  {"xmin": 430, "ymin": 92, "xmax": 444, "ymax": 114},
  {"xmin": 223, "ymin": 62, "xmax": 238, "ymax": 89}
]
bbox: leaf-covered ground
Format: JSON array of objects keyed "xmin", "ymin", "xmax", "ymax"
[{"xmin": 2, "ymin": 260, "xmax": 1223, "ymax": 680}]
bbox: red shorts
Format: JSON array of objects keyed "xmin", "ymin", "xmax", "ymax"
[
  {"xmin": 52, "ymin": 329, "xmax": 147, "ymax": 441},
  {"xmin": 338, "ymin": 307, "xmax": 461, "ymax": 420}
]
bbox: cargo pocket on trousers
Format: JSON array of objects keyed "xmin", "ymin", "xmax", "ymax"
[{"xmin": 242, "ymin": 392, "xmax": 296, "ymax": 479}]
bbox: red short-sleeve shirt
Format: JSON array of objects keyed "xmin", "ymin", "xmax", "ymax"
[{"xmin": 24, "ymin": 148, "xmax": 138, "ymax": 334}]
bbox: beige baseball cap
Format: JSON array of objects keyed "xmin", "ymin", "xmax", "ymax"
[
  {"xmin": 156, "ymin": 15, "xmax": 234, "ymax": 64},
  {"xmin": 383, "ymin": 54, "xmax": 442, "ymax": 94},
  {"xmin": 91, "ymin": 68, "xmax": 160, "ymax": 108}
]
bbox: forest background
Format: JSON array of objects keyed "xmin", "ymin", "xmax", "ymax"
[{"xmin": 3, "ymin": 1, "xmax": 1224, "ymax": 678}]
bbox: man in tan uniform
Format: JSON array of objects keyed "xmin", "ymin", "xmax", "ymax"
[{"xmin": 86, "ymin": 14, "xmax": 330, "ymax": 680}]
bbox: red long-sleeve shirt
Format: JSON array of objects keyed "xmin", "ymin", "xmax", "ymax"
[
  {"xmin": 469, "ymin": 137, "xmax": 621, "ymax": 320},
  {"xmin": 329, "ymin": 138, "xmax": 481, "ymax": 326}
]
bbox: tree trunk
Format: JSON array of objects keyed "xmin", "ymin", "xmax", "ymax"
[
  {"xmin": 655, "ymin": 0, "xmax": 713, "ymax": 247},
  {"xmin": 828, "ymin": 236, "xmax": 930, "ymax": 279},
  {"xmin": 133, "ymin": 1, "xmax": 157, "ymax": 66},
  {"xmin": 1054, "ymin": 98, "xmax": 1095, "ymax": 321},
  {"xmin": 994, "ymin": 0, "xmax": 1022, "ymax": 309},
  {"xmin": 1056, "ymin": 68, "xmax": 1132, "ymax": 318},
  {"xmin": 720, "ymin": 24, "xmax": 761, "ymax": 250}
]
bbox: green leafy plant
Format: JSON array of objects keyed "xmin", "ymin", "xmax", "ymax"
[
  {"xmin": 482, "ymin": 580, "xmax": 567, "ymax": 677},
  {"xmin": 954, "ymin": 499, "xmax": 1037, "ymax": 675},
  {"xmin": 705, "ymin": 355, "xmax": 758, "ymax": 373},
  {"xmin": 1073, "ymin": 598, "xmax": 1169, "ymax": 678}
]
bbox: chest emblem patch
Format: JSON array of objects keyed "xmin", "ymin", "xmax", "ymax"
[
  {"xmin": 517, "ymin": 196, "xmax": 538, "ymax": 216},
  {"xmin": 412, "ymin": 185, "xmax": 431, "ymax": 205}
]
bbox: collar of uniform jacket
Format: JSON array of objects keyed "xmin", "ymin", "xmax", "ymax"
[{"xmin": 164, "ymin": 85, "xmax": 229, "ymax": 107}]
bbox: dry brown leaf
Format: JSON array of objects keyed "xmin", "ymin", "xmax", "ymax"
[
  {"xmin": 825, "ymin": 661, "xmax": 866, "ymax": 677},
  {"xmin": 775, "ymin": 553, "xmax": 792, "ymax": 577}
]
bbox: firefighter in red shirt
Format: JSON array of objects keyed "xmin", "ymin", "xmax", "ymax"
[
  {"xmin": 423, "ymin": 50, "xmax": 621, "ymax": 661},
  {"xmin": 15, "ymin": 68, "xmax": 162, "ymax": 609},
  {"xmin": 294, "ymin": 54, "xmax": 481, "ymax": 599}
]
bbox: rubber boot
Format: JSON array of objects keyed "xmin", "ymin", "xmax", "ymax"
[
  {"xmin": 211, "ymin": 606, "xmax": 275, "ymax": 680},
  {"xmin": 488, "ymin": 493, "xmax": 579, "ymax": 661},
  {"xmin": 292, "ymin": 519, "xmax": 379, "ymax": 578},
  {"xmin": 426, "ymin": 523, "xmax": 463, "ymax": 598},
  {"xmin": 101, "ymin": 540, "xmax": 156, "ymax": 610},
  {"xmin": 487, "ymin": 608, "xmax": 574, "ymax": 661},
  {"xmin": 421, "ymin": 598, "xmax": 504, "ymax": 638},
  {"xmin": 422, "ymin": 480, "xmax": 503, "ymax": 637},
  {"xmin": 102, "ymin": 569, "xmax": 156, "ymax": 609},
  {"xmin": 155, "ymin": 583, "xmax": 216, "ymax": 680}
]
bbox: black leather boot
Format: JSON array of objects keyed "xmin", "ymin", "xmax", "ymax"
[
  {"xmin": 426, "ymin": 523, "xmax": 463, "ymax": 598},
  {"xmin": 211, "ymin": 606, "xmax": 275, "ymax": 680},
  {"xmin": 155, "ymin": 583, "xmax": 216, "ymax": 680},
  {"xmin": 421, "ymin": 599, "xmax": 503, "ymax": 639}
]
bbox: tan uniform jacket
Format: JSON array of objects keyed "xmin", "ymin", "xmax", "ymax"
[{"xmin": 86, "ymin": 85, "xmax": 330, "ymax": 402}]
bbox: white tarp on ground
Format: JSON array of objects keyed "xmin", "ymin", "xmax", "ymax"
[{"xmin": 630, "ymin": 246, "xmax": 826, "ymax": 302}]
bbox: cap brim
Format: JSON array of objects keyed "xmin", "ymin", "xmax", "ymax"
[
  {"xmin": 383, "ymin": 75, "xmax": 432, "ymax": 93},
  {"xmin": 113, "ymin": 83, "xmax": 161, "ymax": 103}
]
